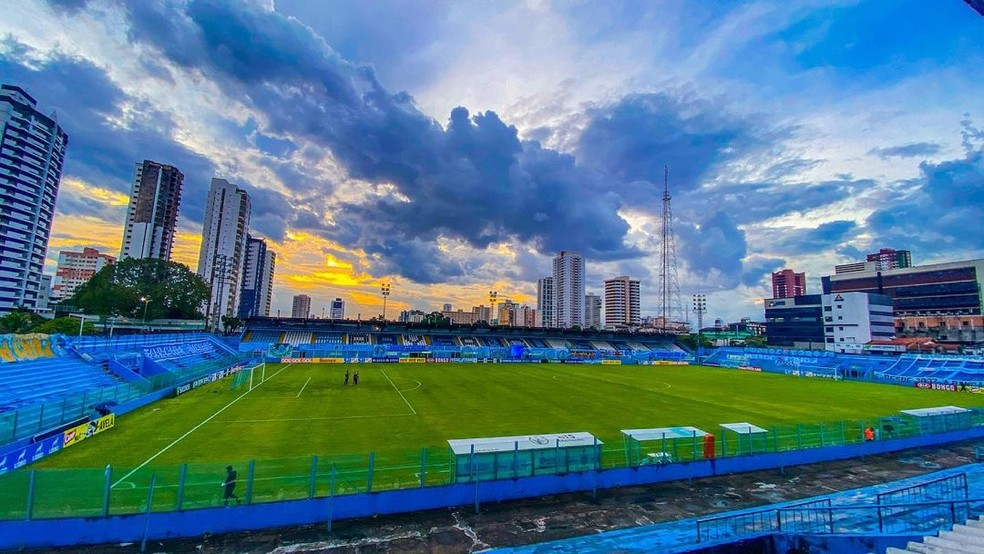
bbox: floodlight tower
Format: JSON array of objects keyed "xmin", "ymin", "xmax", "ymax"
[
  {"xmin": 489, "ymin": 290, "xmax": 498, "ymax": 326},
  {"xmin": 692, "ymin": 291, "xmax": 707, "ymax": 357},
  {"xmin": 658, "ymin": 166, "xmax": 684, "ymax": 333},
  {"xmin": 381, "ymin": 283, "xmax": 391, "ymax": 321}
]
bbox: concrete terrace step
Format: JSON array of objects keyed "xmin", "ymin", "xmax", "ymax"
[
  {"xmin": 948, "ymin": 524, "xmax": 984, "ymax": 540},
  {"xmin": 922, "ymin": 534, "xmax": 984, "ymax": 553}
]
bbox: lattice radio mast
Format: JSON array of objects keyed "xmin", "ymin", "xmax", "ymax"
[{"xmin": 658, "ymin": 166, "xmax": 684, "ymax": 333}]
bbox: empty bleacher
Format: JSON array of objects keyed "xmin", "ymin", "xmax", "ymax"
[
  {"xmin": 459, "ymin": 336, "xmax": 480, "ymax": 347},
  {"xmin": 430, "ymin": 335, "xmax": 458, "ymax": 347},
  {"xmin": 314, "ymin": 332, "xmax": 344, "ymax": 345},
  {"xmin": 376, "ymin": 334, "xmax": 399, "ymax": 345},
  {"xmin": 240, "ymin": 330, "xmax": 282, "ymax": 345},
  {"xmin": 0, "ymin": 355, "xmax": 122, "ymax": 410},
  {"xmin": 347, "ymin": 333, "xmax": 372, "ymax": 345},
  {"xmin": 403, "ymin": 334, "xmax": 427, "ymax": 346}
]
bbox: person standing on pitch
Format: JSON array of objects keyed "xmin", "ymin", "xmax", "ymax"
[
  {"xmin": 344, "ymin": 369, "xmax": 350, "ymax": 385},
  {"xmin": 354, "ymin": 370, "xmax": 360, "ymax": 385},
  {"xmin": 222, "ymin": 465, "xmax": 241, "ymax": 506}
]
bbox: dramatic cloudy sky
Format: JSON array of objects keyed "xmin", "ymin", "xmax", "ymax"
[{"xmin": 3, "ymin": 0, "xmax": 983, "ymax": 323}]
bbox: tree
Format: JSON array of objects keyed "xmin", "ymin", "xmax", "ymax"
[
  {"xmin": 0, "ymin": 309, "xmax": 45, "ymax": 334},
  {"xmin": 68, "ymin": 257, "xmax": 209, "ymax": 319},
  {"xmin": 423, "ymin": 312, "xmax": 450, "ymax": 326},
  {"xmin": 221, "ymin": 316, "xmax": 243, "ymax": 335},
  {"xmin": 31, "ymin": 317, "xmax": 97, "ymax": 336}
]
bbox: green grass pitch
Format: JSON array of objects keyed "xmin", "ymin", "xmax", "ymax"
[{"xmin": 5, "ymin": 362, "xmax": 982, "ymax": 517}]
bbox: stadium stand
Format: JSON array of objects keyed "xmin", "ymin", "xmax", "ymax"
[
  {"xmin": 313, "ymin": 332, "xmax": 344, "ymax": 345},
  {"xmin": 403, "ymin": 334, "xmax": 427, "ymax": 345},
  {"xmin": 347, "ymin": 333, "xmax": 372, "ymax": 345},
  {"xmin": 0, "ymin": 355, "xmax": 121, "ymax": 409},
  {"xmin": 281, "ymin": 331, "xmax": 313, "ymax": 346},
  {"xmin": 375, "ymin": 334, "xmax": 399, "ymax": 345}
]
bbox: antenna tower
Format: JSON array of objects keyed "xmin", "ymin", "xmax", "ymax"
[{"xmin": 658, "ymin": 166, "xmax": 684, "ymax": 333}]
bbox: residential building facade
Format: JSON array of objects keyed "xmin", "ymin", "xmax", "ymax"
[
  {"xmin": 584, "ymin": 293, "xmax": 602, "ymax": 330},
  {"xmin": 771, "ymin": 269, "xmax": 806, "ymax": 299},
  {"xmin": 291, "ymin": 294, "xmax": 311, "ymax": 319},
  {"xmin": 238, "ymin": 235, "xmax": 276, "ymax": 318},
  {"xmin": 0, "ymin": 85, "xmax": 69, "ymax": 314},
  {"xmin": 552, "ymin": 251, "xmax": 584, "ymax": 328},
  {"xmin": 604, "ymin": 276, "xmax": 640, "ymax": 328},
  {"xmin": 330, "ymin": 298, "xmax": 345, "ymax": 320},
  {"xmin": 120, "ymin": 160, "xmax": 183, "ymax": 261},
  {"xmin": 52, "ymin": 247, "xmax": 116, "ymax": 301},
  {"xmin": 536, "ymin": 277, "xmax": 554, "ymax": 328},
  {"xmin": 821, "ymin": 292, "xmax": 895, "ymax": 353},
  {"xmin": 197, "ymin": 178, "xmax": 251, "ymax": 328}
]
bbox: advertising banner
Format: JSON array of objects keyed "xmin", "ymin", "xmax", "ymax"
[
  {"xmin": 399, "ymin": 358, "xmax": 426, "ymax": 364},
  {"xmin": 280, "ymin": 357, "xmax": 345, "ymax": 364},
  {"xmin": 601, "ymin": 360, "xmax": 622, "ymax": 365},
  {"xmin": 0, "ymin": 435, "xmax": 63, "ymax": 476},
  {"xmin": 63, "ymin": 414, "xmax": 115, "ymax": 448},
  {"xmin": 175, "ymin": 365, "xmax": 245, "ymax": 396}
]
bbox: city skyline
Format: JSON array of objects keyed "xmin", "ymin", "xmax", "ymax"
[{"xmin": 2, "ymin": 1, "xmax": 982, "ymax": 324}]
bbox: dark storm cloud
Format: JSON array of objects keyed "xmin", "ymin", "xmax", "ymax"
[
  {"xmin": 0, "ymin": 38, "xmax": 216, "ymax": 225},
  {"xmin": 867, "ymin": 143, "xmax": 984, "ymax": 252},
  {"xmin": 868, "ymin": 142, "xmax": 942, "ymax": 159},
  {"xmin": 770, "ymin": 220, "xmax": 858, "ymax": 254},
  {"xmin": 44, "ymin": 0, "xmax": 89, "ymax": 13},
  {"xmin": 114, "ymin": 0, "xmax": 639, "ymax": 282},
  {"xmin": 577, "ymin": 93, "xmax": 791, "ymax": 193},
  {"xmin": 677, "ymin": 211, "xmax": 747, "ymax": 286},
  {"xmin": 740, "ymin": 256, "xmax": 786, "ymax": 287},
  {"xmin": 687, "ymin": 179, "xmax": 862, "ymax": 225}
]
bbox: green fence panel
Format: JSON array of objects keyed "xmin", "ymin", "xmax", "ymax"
[
  {"xmin": 0, "ymin": 469, "xmax": 31, "ymax": 519},
  {"xmin": 250, "ymin": 457, "xmax": 311, "ymax": 504},
  {"xmin": 31, "ymin": 467, "xmax": 105, "ymax": 519}
]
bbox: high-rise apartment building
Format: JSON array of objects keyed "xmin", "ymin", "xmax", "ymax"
[
  {"xmin": 584, "ymin": 293, "xmax": 602, "ymax": 329},
  {"xmin": 866, "ymin": 248, "xmax": 912, "ymax": 270},
  {"xmin": 0, "ymin": 85, "xmax": 69, "ymax": 314},
  {"xmin": 553, "ymin": 251, "xmax": 585, "ymax": 329},
  {"xmin": 120, "ymin": 160, "xmax": 183, "ymax": 261},
  {"xmin": 52, "ymin": 247, "xmax": 116, "ymax": 301},
  {"xmin": 771, "ymin": 269, "xmax": 806, "ymax": 299},
  {"xmin": 291, "ymin": 294, "xmax": 311, "ymax": 319},
  {"xmin": 604, "ymin": 276, "xmax": 640, "ymax": 328},
  {"xmin": 238, "ymin": 235, "xmax": 276, "ymax": 318},
  {"xmin": 197, "ymin": 178, "xmax": 251, "ymax": 328},
  {"xmin": 330, "ymin": 298, "xmax": 345, "ymax": 319},
  {"xmin": 536, "ymin": 277, "xmax": 554, "ymax": 328}
]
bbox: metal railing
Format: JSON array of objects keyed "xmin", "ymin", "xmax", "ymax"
[{"xmin": 696, "ymin": 484, "xmax": 983, "ymax": 543}]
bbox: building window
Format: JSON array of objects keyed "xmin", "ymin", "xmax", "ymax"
[
  {"xmin": 826, "ymin": 338, "xmax": 834, "ymax": 343},
  {"xmin": 824, "ymin": 306, "xmax": 832, "ymax": 312},
  {"xmin": 839, "ymin": 327, "xmax": 844, "ymax": 331},
  {"xmin": 825, "ymin": 327, "xmax": 833, "ymax": 332},
  {"xmin": 836, "ymin": 305, "xmax": 842, "ymax": 309},
  {"xmin": 837, "ymin": 316, "xmax": 843, "ymax": 320}
]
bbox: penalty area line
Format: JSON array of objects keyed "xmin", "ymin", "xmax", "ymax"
[
  {"xmin": 296, "ymin": 376, "xmax": 312, "ymax": 398},
  {"xmin": 380, "ymin": 368, "xmax": 417, "ymax": 416},
  {"xmin": 111, "ymin": 363, "xmax": 294, "ymax": 489}
]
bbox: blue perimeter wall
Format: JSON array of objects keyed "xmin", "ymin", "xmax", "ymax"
[{"xmin": 2, "ymin": 426, "xmax": 984, "ymax": 550}]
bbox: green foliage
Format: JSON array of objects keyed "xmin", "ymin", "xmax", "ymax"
[
  {"xmin": 221, "ymin": 316, "xmax": 243, "ymax": 334},
  {"xmin": 423, "ymin": 311, "xmax": 450, "ymax": 326},
  {"xmin": 30, "ymin": 317, "xmax": 97, "ymax": 336},
  {"xmin": 68, "ymin": 257, "xmax": 209, "ymax": 320},
  {"xmin": 678, "ymin": 333, "xmax": 714, "ymax": 350},
  {"xmin": 0, "ymin": 309, "xmax": 45, "ymax": 334}
]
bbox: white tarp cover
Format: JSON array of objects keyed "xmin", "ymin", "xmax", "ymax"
[
  {"xmin": 621, "ymin": 426, "xmax": 709, "ymax": 441},
  {"xmin": 720, "ymin": 422, "xmax": 768, "ymax": 434},
  {"xmin": 900, "ymin": 406, "xmax": 969, "ymax": 418},
  {"xmin": 448, "ymin": 432, "xmax": 601, "ymax": 455}
]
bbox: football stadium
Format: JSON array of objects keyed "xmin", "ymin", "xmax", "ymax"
[{"xmin": 3, "ymin": 322, "xmax": 984, "ymax": 552}]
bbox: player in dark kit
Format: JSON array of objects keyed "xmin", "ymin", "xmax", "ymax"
[
  {"xmin": 353, "ymin": 370, "xmax": 360, "ymax": 385},
  {"xmin": 223, "ymin": 465, "xmax": 240, "ymax": 506},
  {"xmin": 344, "ymin": 369, "xmax": 350, "ymax": 385}
]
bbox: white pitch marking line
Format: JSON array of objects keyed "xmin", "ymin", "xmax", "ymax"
[
  {"xmin": 381, "ymin": 368, "xmax": 417, "ymax": 415},
  {"xmin": 391, "ymin": 377, "xmax": 422, "ymax": 392},
  {"xmin": 296, "ymin": 376, "xmax": 312, "ymax": 398},
  {"xmin": 224, "ymin": 413, "xmax": 414, "ymax": 423},
  {"xmin": 111, "ymin": 363, "xmax": 294, "ymax": 488}
]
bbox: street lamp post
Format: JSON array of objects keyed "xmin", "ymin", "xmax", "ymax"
[
  {"xmin": 140, "ymin": 296, "xmax": 151, "ymax": 324},
  {"xmin": 381, "ymin": 283, "xmax": 391, "ymax": 321},
  {"xmin": 78, "ymin": 313, "xmax": 86, "ymax": 338},
  {"xmin": 489, "ymin": 290, "xmax": 498, "ymax": 326}
]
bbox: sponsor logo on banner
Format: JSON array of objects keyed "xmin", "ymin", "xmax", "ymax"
[
  {"xmin": 0, "ymin": 455, "xmax": 7, "ymax": 475},
  {"xmin": 64, "ymin": 414, "xmax": 115, "ymax": 448},
  {"xmin": 14, "ymin": 450, "xmax": 27, "ymax": 469},
  {"xmin": 601, "ymin": 360, "xmax": 622, "ymax": 365},
  {"xmin": 739, "ymin": 365, "xmax": 762, "ymax": 372},
  {"xmin": 915, "ymin": 382, "xmax": 959, "ymax": 392},
  {"xmin": 176, "ymin": 365, "xmax": 245, "ymax": 396},
  {"xmin": 280, "ymin": 357, "xmax": 345, "ymax": 364},
  {"xmin": 399, "ymin": 358, "xmax": 426, "ymax": 363}
]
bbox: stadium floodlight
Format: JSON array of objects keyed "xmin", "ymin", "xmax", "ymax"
[
  {"xmin": 381, "ymin": 283, "xmax": 391, "ymax": 321},
  {"xmin": 489, "ymin": 290, "xmax": 498, "ymax": 326}
]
